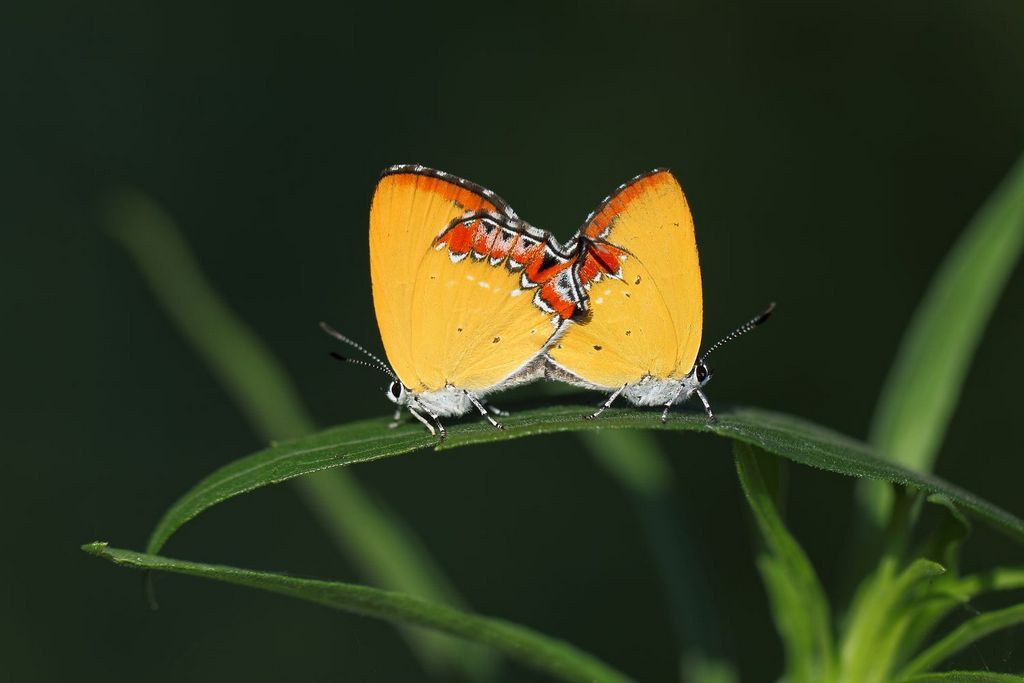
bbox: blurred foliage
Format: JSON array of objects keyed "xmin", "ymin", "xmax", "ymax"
[
  {"xmin": 85, "ymin": 543, "xmax": 631, "ymax": 683},
  {"xmin": 863, "ymin": 153, "xmax": 1024, "ymax": 525},
  {"xmin": 105, "ymin": 192, "xmax": 497, "ymax": 677}
]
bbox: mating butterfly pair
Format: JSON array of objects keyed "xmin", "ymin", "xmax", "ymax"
[{"xmin": 323, "ymin": 165, "xmax": 772, "ymax": 438}]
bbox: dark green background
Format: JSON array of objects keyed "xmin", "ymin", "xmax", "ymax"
[{"xmin": 4, "ymin": 0, "xmax": 1023, "ymax": 680}]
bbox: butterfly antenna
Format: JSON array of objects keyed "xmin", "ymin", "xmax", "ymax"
[
  {"xmin": 319, "ymin": 322, "xmax": 396, "ymax": 379},
  {"xmin": 328, "ymin": 352, "xmax": 397, "ymax": 379},
  {"xmin": 698, "ymin": 302, "xmax": 776, "ymax": 364}
]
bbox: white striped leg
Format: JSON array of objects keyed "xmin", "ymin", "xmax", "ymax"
[
  {"xmin": 410, "ymin": 399, "xmax": 447, "ymax": 438},
  {"xmin": 388, "ymin": 408, "xmax": 402, "ymax": 429},
  {"xmin": 695, "ymin": 388, "xmax": 716, "ymax": 421},
  {"xmin": 661, "ymin": 387, "xmax": 687, "ymax": 423},
  {"xmin": 585, "ymin": 384, "xmax": 627, "ymax": 420},
  {"xmin": 467, "ymin": 392, "xmax": 504, "ymax": 430},
  {"xmin": 407, "ymin": 406, "xmax": 436, "ymax": 435}
]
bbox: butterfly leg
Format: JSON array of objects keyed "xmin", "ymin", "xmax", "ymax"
[
  {"xmin": 410, "ymin": 399, "xmax": 447, "ymax": 439},
  {"xmin": 483, "ymin": 401, "xmax": 510, "ymax": 417},
  {"xmin": 585, "ymin": 384, "xmax": 627, "ymax": 420},
  {"xmin": 695, "ymin": 388, "xmax": 716, "ymax": 422},
  {"xmin": 661, "ymin": 386, "xmax": 689, "ymax": 423},
  {"xmin": 407, "ymin": 405, "xmax": 439, "ymax": 437},
  {"xmin": 467, "ymin": 392, "xmax": 504, "ymax": 430},
  {"xmin": 431, "ymin": 411, "xmax": 447, "ymax": 440},
  {"xmin": 388, "ymin": 408, "xmax": 403, "ymax": 429}
]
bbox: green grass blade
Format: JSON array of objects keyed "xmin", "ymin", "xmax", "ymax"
[
  {"xmin": 82, "ymin": 543, "xmax": 633, "ymax": 683},
  {"xmin": 104, "ymin": 190, "xmax": 495, "ymax": 677},
  {"xmin": 896, "ymin": 603, "xmax": 1024, "ymax": 679},
  {"xmin": 904, "ymin": 674, "xmax": 1024, "ymax": 683},
  {"xmin": 952, "ymin": 567, "xmax": 1024, "ymax": 598},
  {"xmin": 142, "ymin": 405, "xmax": 1024, "ymax": 558},
  {"xmin": 583, "ymin": 430, "xmax": 736, "ymax": 683},
  {"xmin": 865, "ymin": 153, "xmax": 1024, "ymax": 520},
  {"xmin": 734, "ymin": 443, "xmax": 833, "ymax": 682},
  {"xmin": 838, "ymin": 558, "xmax": 946, "ymax": 683}
]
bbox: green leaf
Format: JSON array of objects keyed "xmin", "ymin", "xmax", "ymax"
[
  {"xmin": 838, "ymin": 557, "xmax": 946, "ymax": 683},
  {"xmin": 896, "ymin": 603, "xmax": 1024, "ymax": 680},
  {"xmin": 952, "ymin": 567, "xmax": 1024, "ymax": 599},
  {"xmin": 105, "ymin": 190, "xmax": 495, "ymax": 678},
  {"xmin": 904, "ymin": 673, "xmax": 1024, "ymax": 683},
  {"xmin": 864, "ymin": 152, "xmax": 1024, "ymax": 520},
  {"xmin": 82, "ymin": 543, "xmax": 633, "ymax": 683},
  {"xmin": 146, "ymin": 405, "xmax": 1024, "ymax": 557},
  {"xmin": 734, "ymin": 443, "xmax": 834, "ymax": 682}
]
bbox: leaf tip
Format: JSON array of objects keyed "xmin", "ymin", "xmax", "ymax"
[{"xmin": 81, "ymin": 541, "xmax": 110, "ymax": 557}]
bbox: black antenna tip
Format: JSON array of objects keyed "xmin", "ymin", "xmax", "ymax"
[
  {"xmin": 329, "ymin": 351, "xmax": 348, "ymax": 363},
  {"xmin": 754, "ymin": 302, "xmax": 777, "ymax": 327}
]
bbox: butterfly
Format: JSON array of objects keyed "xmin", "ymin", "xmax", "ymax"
[
  {"xmin": 545, "ymin": 169, "xmax": 774, "ymax": 421},
  {"xmin": 323, "ymin": 164, "xmax": 588, "ymax": 438}
]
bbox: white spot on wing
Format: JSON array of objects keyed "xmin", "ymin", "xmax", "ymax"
[
  {"xmin": 510, "ymin": 289, "xmax": 522, "ymax": 297},
  {"xmin": 478, "ymin": 281, "xmax": 490, "ymax": 289},
  {"xmin": 465, "ymin": 274, "xmax": 475, "ymax": 281}
]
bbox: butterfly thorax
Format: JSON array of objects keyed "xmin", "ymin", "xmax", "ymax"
[
  {"xmin": 397, "ymin": 385, "xmax": 475, "ymax": 417},
  {"xmin": 622, "ymin": 372, "xmax": 701, "ymax": 406}
]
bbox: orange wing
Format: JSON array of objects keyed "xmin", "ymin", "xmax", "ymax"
[
  {"xmin": 547, "ymin": 170, "xmax": 703, "ymax": 388},
  {"xmin": 432, "ymin": 207, "xmax": 584, "ymax": 320},
  {"xmin": 370, "ymin": 165, "xmax": 583, "ymax": 392}
]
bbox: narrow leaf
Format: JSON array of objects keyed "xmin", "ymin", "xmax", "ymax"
[
  {"xmin": 953, "ymin": 567, "xmax": 1024, "ymax": 599},
  {"xmin": 734, "ymin": 442, "xmax": 833, "ymax": 681},
  {"xmin": 897, "ymin": 603, "xmax": 1024, "ymax": 679},
  {"xmin": 839, "ymin": 557, "xmax": 946, "ymax": 682},
  {"xmin": 865, "ymin": 153, "xmax": 1024, "ymax": 520},
  {"xmin": 83, "ymin": 543, "xmax": 633, "ymax": 683},
  {"xmin": 145, "ymin": 406, "xmax": 1024, "ymax": 557},
  {"xmin": 105, "ymin": 190, "xmax": 494, "ymax": 677},
  {"xmin": 904, "ymin": 673, "xmax": 1024, "ymax": 683}
]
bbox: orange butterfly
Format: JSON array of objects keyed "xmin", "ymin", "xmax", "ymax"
[
  {"xmin": 546, "ymin": 169, "xmax": 774, "ymax": 421},
  {"xmin": 324, "ymin": 165, "xmax": 585, "ymax": 437}
]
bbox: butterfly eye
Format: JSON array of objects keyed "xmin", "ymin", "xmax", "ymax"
[
  {"xmin": 389, "ymin": 381, "xmax": 403, "ymax": 399},
  {"xmin": 695, "ymin": 363, "xmax": 709, "ymax": 383}
]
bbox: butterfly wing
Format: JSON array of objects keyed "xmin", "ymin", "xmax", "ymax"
[
  {"xmin": 370, "ymin": 166, "xmax": 581, "ymax": 393},
  {"xmin": 547, "ymin": 170, "xmax": 703, "ymax": 389}
]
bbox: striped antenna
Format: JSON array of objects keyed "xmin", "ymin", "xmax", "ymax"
[
  {"xmin": 328, "ymin": 352, "xmax": 396, "ymax": 380},
  {"xmin": 319, "ymin": 322, "xmax": 396, "ymax": 380},
  {"xmin": 698, "ymin": 302, "xmax": 776, "ymax": 365}
]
